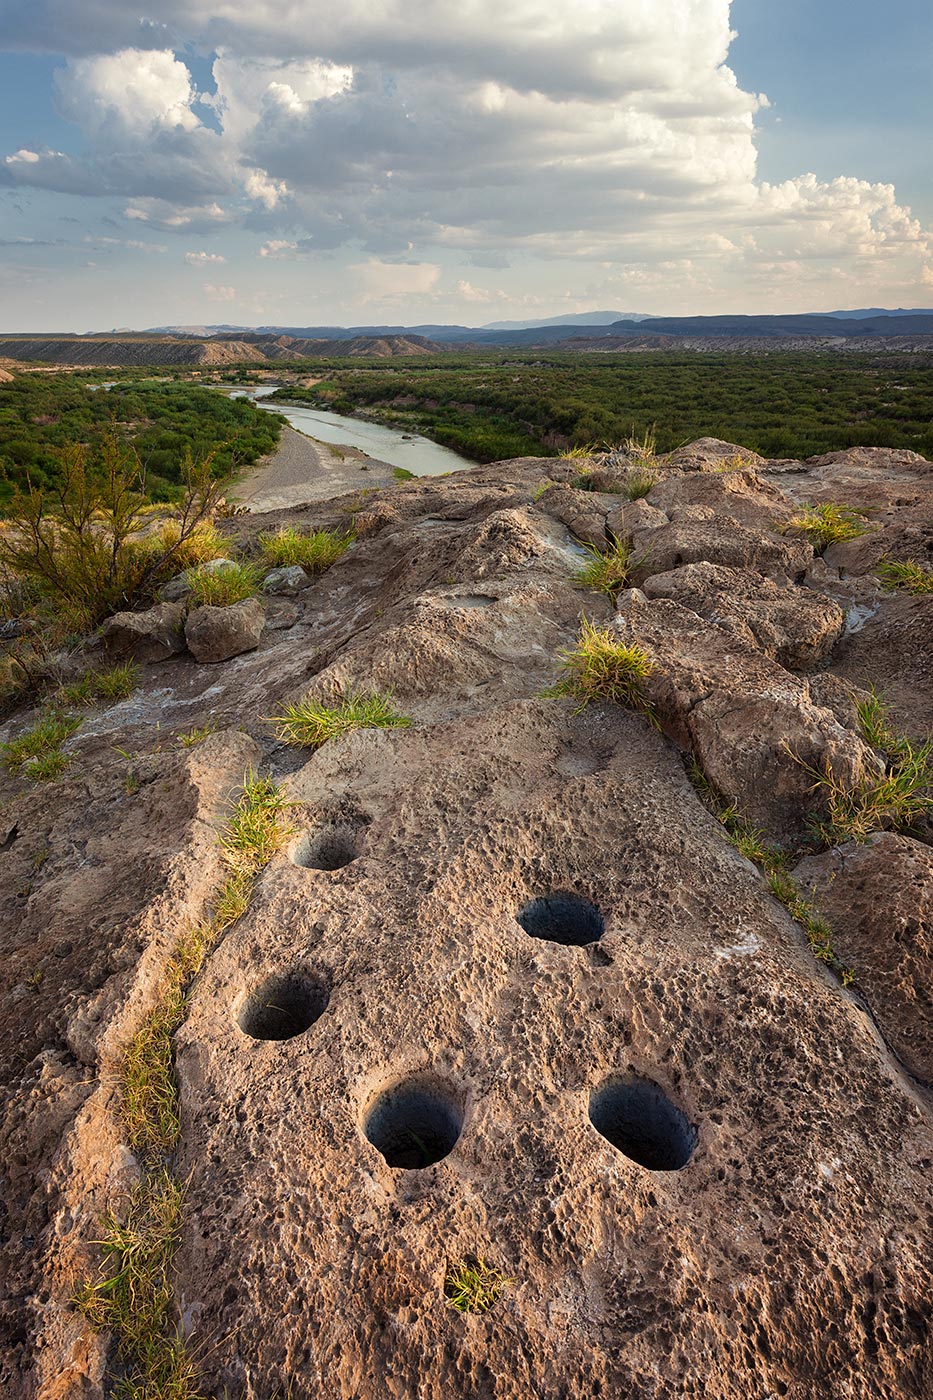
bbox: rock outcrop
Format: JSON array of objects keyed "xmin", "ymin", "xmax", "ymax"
[{"xmin": 1, "ymin": 442, "xmax": 932, "ymax": 1400}]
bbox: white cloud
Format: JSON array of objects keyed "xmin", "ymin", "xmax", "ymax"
[
  {"xmin": 259, "ymin": 240, "xmax": 299, "ymax": 258},
  {"xmin": 1, "ymin": 2, "xmax": 931, "ymax": 309},
  {"xmin": 456, "ymin": 279, "xmax": 492, "ymax": 303},
  {"xmin": 55, "ymin": 49, "xmax": 201, "ymax": 137},
  {"xmin": 185, "ymin": 250, "xmax": 226, "ymax": 265},
  {"xmin": 203, "ymin": 282, "xmax": 236, "ymax": 301},
  {"xmin": 350, "ymin": 258, "xmax": 441, "ymax": 303}
]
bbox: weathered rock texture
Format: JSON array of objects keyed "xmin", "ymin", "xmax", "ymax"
[
  {"xmin": 185, "ymin": 598, "xmax": 265, "ymax": 663},
  {"xmin": 1, "ymin": 442, "xmax": 932, "ymax": 1400}
]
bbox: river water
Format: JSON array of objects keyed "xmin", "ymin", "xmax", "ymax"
[{"xmin": 229, "ymin": 387, "xmax": 472, "ymax": 478}]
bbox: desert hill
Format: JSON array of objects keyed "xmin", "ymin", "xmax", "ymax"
[
  {"xmin": 1, "ymin": 439, "xmax": 932, "ymax": 1398},
  {"xmin": 0, "ymin": 333, "xmax": 446, "ymax": 368}
]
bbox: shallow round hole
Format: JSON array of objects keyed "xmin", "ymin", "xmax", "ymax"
[
  {"xmin": 589, "ymin": 1077, "xmax": 697, "ymax": 1170},
  {"xmin": 293, "ymin": 824, "xmax": 358, "ymax": 872},
  {"xmin": 364, "ymin": 1077, "xmax": 463, "ymax": 1169},
  {"xmin": 237, "ymin": 971, "xmax": 329, "ymax": 1041},
  {"xmin": 516, "ymin": 891, "xmax": 604, "ymax": 947}
]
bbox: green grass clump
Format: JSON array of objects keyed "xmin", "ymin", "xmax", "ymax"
[
  {"xmin": 269, "ymin": 690, "xmax": 411, "ymax": 749},
  {"xmin": 623, "ymin": 465, "xmax": 657, "ymax": 500},
  {"xmin": 877, "ymin": 558, "xmax": 933, "ymax": 595},
  {"xmin": 687, "ymin": 758, "xmax": 853, "ymax": 983},
  {"xmin": 2, "ymin": 711, "xmax": 81, "ymax": 775},
  {"xmin": 549, "ymin": 616, "xmax": 655, "ymax": 719},
  {"xmin": 393, "ymin": 465, "xmax": 416, "ymax": 481},
  {"xmin": 257, "ymin": 525, "xmax": 352, "ymax": 574},
  {"xmin": 781, "ymin": 502, "xmax": 869, "ymax": 551},
  {"xmin": 800, "ymin": 689, "xmax": 933, "ymax": 844},
  {"xmin": 74, "ymin": 1172, "xmax": 197, "ymax": 1382},
  {"xmin": 186, "ymin": 561, "xmax": 261, "ymax": 607},
  {"xmin": 560, "ymin": 442, "xmax": 598, "ymax": 460},
  {"xmin": 176, "ymin": 722, "xmax": 217, "ymax": 749},
  {"xmin": 573, "ymin": 539, "xmax": 640, "ymax": 601},
  {"xmin": 59, "ymin": 662, "xmax": 139, "ymax": 708},
  {"xmin": 444, "ymin": 1258, "xmax": 513, "ymax": 1313}
]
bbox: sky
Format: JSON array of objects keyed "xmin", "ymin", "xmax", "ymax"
[{"xmin": 0, "ymin": 0, "xmax": 931, "ymax": 331}]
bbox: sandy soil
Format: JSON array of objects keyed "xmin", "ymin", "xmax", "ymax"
[{"xmin": 235, "ymin": 424, "xmax": 399, "ymax": 512}]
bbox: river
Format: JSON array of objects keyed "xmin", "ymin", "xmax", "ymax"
[{"xmin": 229, "ymin": 387, "xmax": 472, "ymax": 478}]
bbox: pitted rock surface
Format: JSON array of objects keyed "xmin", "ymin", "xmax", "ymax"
[{"xmin": 1, "ymin": 442, "xmax": 932, "ymax": 1400}]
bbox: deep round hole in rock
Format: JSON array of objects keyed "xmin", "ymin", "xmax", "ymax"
[
  {"xmin": 293, "ymin": 824, "xmax": 358, "ymax": 872},
  {"xmin": 589, "ymin": 1077, "xmax": 697, "ymax": 1171},
  {"xmin": 237, "ymin": 971, "xmax": 329, "ymax": 1041},
  {"xmin": 516, "ymin": 891, "xmax": 604, "ymax": 947},
  {"xmin": 364, "ymin": 1077, "xmax": 463, "ymax": 1169}
]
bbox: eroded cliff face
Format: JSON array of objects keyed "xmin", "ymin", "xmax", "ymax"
[{"xmin": 1, "ymin": 441, "xmax": 932, "ymax": 1399}]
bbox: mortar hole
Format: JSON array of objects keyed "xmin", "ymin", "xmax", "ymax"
[
  {"xmin": 293, "ymin": 824, "xmax": 358, "ymax": 872},
  {"xmin": 364, "ymin": 1077, "xmax": 463, "ymax": 1169},
  {"xmin": 589, "ymin": 1077, "xmax": 697, "ymax": 1170},
  {"xmin": 237, "ymin": 971, "xmax": 329, "ymax": 1041},
  {"xmin": 517, "ymin": 891, "xmax": 604, "ymax": 946}
]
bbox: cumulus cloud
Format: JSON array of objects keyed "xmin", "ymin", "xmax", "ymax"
[
  {"xmin": 259, "ymin": 239, "xmax": 299, "ymax": 258},
  {"xmin": 203, "ymin": 282, "xmax": 236, "ymax": 301},
  {"xmin": 350, "ymin": 258, "xmax": 441, "ymax": 304},
  {"xmin": 1, "ymin": 1, "xmax": 931, "ymax": 308},
  {"xmin": 185, "ymin": 250, "xmax": 226, "ymax": 264}
]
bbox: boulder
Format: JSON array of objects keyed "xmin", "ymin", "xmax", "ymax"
[
  {"xmin": 604, "ymin": 497, "xmax": 668, "ymax": 543},
  {"xmin": 100, "ymin": 600, "xmax": 186, "ymax": 663},
  {"xmin": 630, "ymin": 513, "xmax": 813, "ymax": 584},
  {"xmin": 534, "ymin": 483, "xmax": 612, "ymax": 549},
  {"xmin": 647, "ymin": 468, "xmax": 795, "ymax": 531},
  {"xmin": 640, "ymin": 562, "xmax": 845, "ymax": 668},
  {"xmin": 184, "ymin": 597, "xmax": 265, "ymax": 663},
  {"xmin": 613, "ymin": 591, "xmax": 875, "ymax": 837},
  {"xmin": 662, "ymin": 437, "xmax": 766, "ymax": 472},
  {"xmin": 793, "ymin": 834, "xmax": 933, "ymax": 1082},
  {"xmin": 262, "ymin": 565, "xmax": 309, "ymax": 596}
]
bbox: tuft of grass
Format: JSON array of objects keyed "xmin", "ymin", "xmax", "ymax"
[
  {"xmin": 59, "ymin": 662, "xmax": 139, "ymax": 708},
  {"xmin": 623, "ymin": 465, "xmax": 657, "ymax": 500},
  {"xmin": 2, "ymin": 711, "xmax": 81, "ymax": 775},
  {"xmin": 781, "ymin": 502, "xmax": 869, "ymax": 552},
  {"xmin": 798, "ymin": 689, "xmax": 933, "ymax": 844},
  {"xmin": 392, "ymin": 466, "xmax": 416, "ymax": 481},
  {"xmin": 24, "ymin": 750, "xmax": 71, "ymax": 782},
  {"xmin": 573, "ymin": 539, "xmax": 641, "ymax": 601},
  {"xmin": 186, "ymin": 561, "xmax": 261, "ymax": 608},
  {"xmin": 549, "ymin": 616, "xmax": 656, "ymax": 720},
  {"xmin": 74, "ymin": 1171, "xmax": 205, "ymax": 1400},
  {"xmin": 686, "ymin": 757, "xmax": 853, "ymax": 983},
  {"xmin": 269, "ymin": 689, "xmax": 412, "ymax": 749},
  {"xmin": 444, "ymin": 1258, "xmax": 513, "ymax": 1314},
  {"xmin": 176, "ymin": 722, "xmax": 217, "ymax": 749},
  {"xmin": 158, "ymin": 519, "xmax": 226, "ymax": 571},
  {"xmin": 560, "ymin": 442, "xmax": 598, "ymax": 460},
  {"xmin": 257, "ymin": 525, "xmax": 352, "ymax": 574},
  {"xmin": 624, "ymin": 426, "xmax": 658, "ymax": 465},
  {"xmin": 877, "ymin": 558, "xmax": 933, "ymax": 595}
]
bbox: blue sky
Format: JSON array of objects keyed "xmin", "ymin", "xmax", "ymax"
[{"xmin": 0, "ymin": 1, "xmax": 930, "ymax": 330}]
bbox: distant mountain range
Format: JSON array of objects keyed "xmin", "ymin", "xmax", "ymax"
[{"xmin": 136, "ymin": 308, "xmax": 933, "ymax": 346}]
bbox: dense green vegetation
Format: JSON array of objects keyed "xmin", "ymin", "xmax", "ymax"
[
  {"xmin": 0, "ymin": 375, "xmax": 282, "ymax": 504},
  {"xmin": 267, "ymin": 352, "xmax": 933, "ymax": 462}
]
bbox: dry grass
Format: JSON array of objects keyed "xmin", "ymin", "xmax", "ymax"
[
  {"xmin": 549, "ymin": 616, "xmax": 656, "ymax": 720},
  {"xmin": 79, "ymin": 773, "xmax": 292, "ymax": 1399},
  {"xmin": 269, "ymin": 690, "xmax": 411, "ymax": 749},
  {"xmin": 444, "ymin": 1258, "xmax": 513, "ymax": 1313}
]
